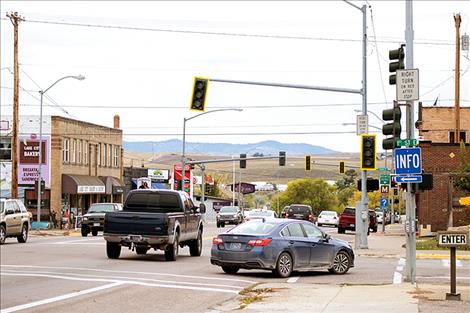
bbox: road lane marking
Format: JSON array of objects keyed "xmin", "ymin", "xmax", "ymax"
[
  {"xmin": 1, "ymin": 265, "xmax": 256, "ymax": 283},
  {"xmin": 1, "ymin": 269, "xmax": 244, "ymax": 290},
  {"xmin": 0, "ymin": 272, "xmax": 239, "ymax": 294},
  {"xmin": 287, "ymin": 276, "xmax": 300, "ymax": 283},
  {"xmin": 0, "ymin": 282, "xmax": 124, "ymax": 313},
  {"xmin": 441, "ymin": 259, "xmax": 462, "ymax": 268},
  {"xmin": 42, "ymin": 238, "xmax": 104, "ymax": 245},
  {"xmin": 416, "ymin": 276, "xmax": 470, "ymax": 280}
]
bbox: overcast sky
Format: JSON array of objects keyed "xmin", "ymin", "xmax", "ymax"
[{"xmin": 1, "ymin": 1, "xmax": 469, "ymax": 153}]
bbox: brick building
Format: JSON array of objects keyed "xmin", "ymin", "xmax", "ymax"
[
  {"xmin": 416, "ymin": 106, "xmax": 470, "ymax": 231},
  {"xmin": 0, "ymin": 115, "xmax": 124, "ymax": 227}
]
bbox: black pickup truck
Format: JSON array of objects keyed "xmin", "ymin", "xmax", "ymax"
[{"xmin": 103, "ymin": 189, "xmax": 206, "ymax": 261}]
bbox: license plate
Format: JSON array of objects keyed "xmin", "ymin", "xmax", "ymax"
[
  {"xmin": 129, "ymin": 235, "xmax": 143, "ymax": 241},
  {"xmin": 93, "ymin": 223, "xmax": 100, "ymax": 226},
  {"xmin": 229, "ymin": 242, "xmax": 242, "ymax": 250}
]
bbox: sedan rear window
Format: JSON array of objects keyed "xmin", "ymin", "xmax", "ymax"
[
  {"xmin": 288, "ymin": 206, "xmax": 311, "ymax": 214},
  {"xmin": 229, "ymin": 222, "xmax": 277, "ymax": 235}
]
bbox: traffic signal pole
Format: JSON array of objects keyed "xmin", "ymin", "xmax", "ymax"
[{"xmin": 404, "ymin": 0, "xmax": 417, "ymax": 284}]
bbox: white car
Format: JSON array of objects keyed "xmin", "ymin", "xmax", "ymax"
[
  {"xmin": 316, "ymin": 210, "xmax": 339, "ymax": 227},
  {"xmin": 245, "ymin": 209, "xmax": 277, "ymax": 222}
]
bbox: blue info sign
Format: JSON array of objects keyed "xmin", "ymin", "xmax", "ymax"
[
  {"xmin": 380, "ymin": 198, "xmax": 388, "ymax": 210},
  {"xmin": 394, "ymin": 147, "xmax": 422, "ymax": 175}
]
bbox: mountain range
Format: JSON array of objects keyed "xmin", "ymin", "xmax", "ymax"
[{"xmin": 123, "ymin": 140, "xmax": 336, "ymax": 156}]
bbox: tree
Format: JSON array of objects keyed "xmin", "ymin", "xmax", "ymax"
[
  {"xmin": 335, "ymin": 169, "xmax": 358, "ymax": 190},
  {"xmin": 277, "ymin": 178, "xmax": 338, "ymax": 215},
  {"xmin": 455, "ymin": 142, "xmax": 470, "ymax": 192},
  {"xmin": 348, "ymin": 190, "xmax": 381, "ymax": 209}
]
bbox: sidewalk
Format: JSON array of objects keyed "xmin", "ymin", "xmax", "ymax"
[{"xmin": 29, "ymin": 229, "xmax": 81, "ymax": 237}]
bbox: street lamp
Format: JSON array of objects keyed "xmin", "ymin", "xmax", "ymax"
[
  {"xmin": 181, "ymin": 108, "xmax": 243, "ymax": 196},
  {"xmin": 37, "ymin": 75, "xmax": 85, "ymax": 231}
]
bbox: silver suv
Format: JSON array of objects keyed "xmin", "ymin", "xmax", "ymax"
[{"xmin": 0, "ymin": 198, "xmax": 30, "ymax": 245}]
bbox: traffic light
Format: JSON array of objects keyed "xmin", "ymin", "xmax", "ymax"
[
  {"xmin": 360, "ymin": 134, "xmax": 376, "ymax": 170},
  {"xmin": 382, "ymin": 103, "xmax": 401, "ymax": 150},
  {"xmin": 279, "ymin": 151, "xmax": 286, "ymax": 166},
  {"xmin": 338, "ymin": 161, "xmax": 345, "ymax": 174},
  {"xmin": 190, "ymin": 77, "xmax": 209, "ymax": 111},
  {"xmin": 240, "ymin": 153, "xmax": 246, "ymax": 169},
  {"xmin": 357, "ymin": 178, "xmax": 380, "ymax": 191},
  {"xmin": 305, "ymin": 155, "xmax": 311, "ymax": 171},
  {"xmin": 389, "ymin": 44, "xmax": 405, "ymax": 85},
  {"xmin": 393, "ymin": 188, "xmax": 398, "ymax": 197}
]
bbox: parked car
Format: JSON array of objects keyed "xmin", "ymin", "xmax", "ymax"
[
  {"xmin": 317, "ymin": 210, "xmax": 339, "ymax": 227},
  {"xmin": 284, "ymin": 204, "xmax": 315, "ymax": 223},
  {"xmin": 216, "ymin": 206, "xmax": 243, "ymax": 228},
  {"xmin": 211, "ymin": 219, "xmax": 354, "ymax": 278},
  {"xmin": 0, "ymin": 198, "xmax": 30, "ymax": 245},
  {"xmin": 103, "ymin": 189, "xmax": 205, "ymax": 261},
  {"xmin": 81, "ymin": 203, "xmax": 123, "ymax": 237},
  {"xmin": 338, "ymin": 207, "xmax": 378, "ymax": 234},
  {"xmin": 375, "ymin": 209, "xmax": 391, "ymax": 225},
  {"xmin": 245, "ymin": 209, "xmax": 277, "ymax": 222}
]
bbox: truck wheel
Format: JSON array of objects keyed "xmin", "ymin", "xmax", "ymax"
[
  {"xmin": 189, "ymin": 230, "xmax": 202, "ymax": 257},
  {"xmin": 216, "ymin": 222, "xmax": 220, "ymax": 228},
  {"xmin": 0, "ymin": 225, "xmax": 6, "ymax": 245},
  {"xmin": 372, "ymin": 227, "xmax": 378, "ymax": 233},
  {"xmin": 338, "ymin": 227, "xmax": 345, "ymax": 234},
  {"xmin": 81, "ymin": 227, "xmax": 88, "ymax": 237},
  {"xmin": 222, "ymin": 266, "xmax": 239, "ymax": 274},
  {"xmin": 136, "ymin": 247, "xmax": 148, "ymax": 255},
  {"xmin": 17, "ymin": 224, "xmax": 28, "ymax": 243},
  {"xmin": 92, "ymin": 229, "xmax": 98, "ymax": 236},
  {"xmin": 221, "ymin": 222, "xmax": 225, "ymax": 228},
  {"xmin": 106, "ymin": 242, "xmax": 121, "ymax": 259},
  {"xmin": 165, "ymin": 233, "xmax": 179, "ymax": 261}
]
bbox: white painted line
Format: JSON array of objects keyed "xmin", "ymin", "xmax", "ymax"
[
  {"xmin": 0, "ymin": 272, "xmax": 239, "ymax": 294},
  {"xmin": 287, "ymin": 276, "xmax": 300, "ymax": 283},
  {"xmin": 1, "ymin": 269, "xmax": 244, "ymax": 290},
  {"xmin": 0, "ymin": 282, "xmax": 124, "ymax": 313},
  {"xmin": 1, "ymin": 265, "xmax": 256, "ymax": 283},
  {"xmin": 393, "ymin": 272, "xmax": 403, "ymax": 284},
  {"xmin": 441, "ymin": 259, "xmax": 462, "ymax": 268},
  {"xmin": 43, "ymin": 238, "xmax": 104, "ymax": 245}
]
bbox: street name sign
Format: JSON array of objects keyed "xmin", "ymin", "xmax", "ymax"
[
  {"xmin": 395, "ymin": 175, "xmax": 423, "ymax": 183},
  {"xmin": 437, "ymin": 232, "xmax": 469, "ymax": 247},
  {"xmin": 356, "ymin": 115, "xmax": 368, "ymax": 135},
  {"xmin": 397, "ymin": 139, "xmax": 417, "ymax": 147},
  {"xmin": 394, "ymin": 147, "xmax": 422, "ymax": 175},
  {"xmin": 396, "ymin": 69, "xmax": 419, "ymax": 101}
]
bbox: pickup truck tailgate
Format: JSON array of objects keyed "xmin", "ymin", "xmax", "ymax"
[{"xmin": 104, "ymin": 212, "xmax": 170, "ymax": 236}]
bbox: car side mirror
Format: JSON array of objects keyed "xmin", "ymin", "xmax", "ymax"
[
  {"xmin": 323, "ymin": 233, "xmax": 331, "ymax": 242},
  {"xmin": 6, "ymin": 208, "xmax": 14, "ymax": 215},
  {"xmin": 199, "ymin": 203, "xmax": 206, "ymax": 214}
]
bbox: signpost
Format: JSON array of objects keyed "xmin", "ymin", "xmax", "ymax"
[
  {"xmin": 380, "ymin": 185, "xmax": 389, "ymax": 195},
  {"xmin": 380, "ymin": 198, "xmax": 389, "ymax": 210},
  {"xmin": 396, "ymin": 69, "xmax": 419, "ymax": 101},
  {"xmin": 394, "ymin": 147, "xmax": 422, "ymax": 175},
  {"xmin": 397, "ymin": 139, "xmax": 417, "ymax": 147},
  {"xmin": 437, "ymin": 231, "xmax": 469, "ymax": 301},
  {"xmin": 356, "ymin": 115, "xmax": 368, "ymax": 135},
  {"xmin": 395, "ymin": 175, "xmax": 423, "ymax": 183},
  {"xmin": 380, "ymin": 174, "xmax": 391, "ymax": 185}
]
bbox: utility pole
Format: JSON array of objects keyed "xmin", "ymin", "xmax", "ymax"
[
  {"xmin": 454, "ymin": 13, "xmax": 461, "ymax": 143},
  {"xmin": 405, "ymin": 0, "xmax": 417, "ymax": 284},
  {"xmin": 7, "ymin": 12, "xmax": 23, "ymax": 199}
]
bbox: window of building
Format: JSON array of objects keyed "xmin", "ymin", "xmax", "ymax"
[
  {"xmin": 77, "ymin": 139, "xmax": 82, "ymax": 164},
  {"xmin": 62, "ymin": 138, "xmax": 70, "ymax": 163},
  {"xmin": 84, "ymin": 141, "xmax": 88, "ymax": 165},
  {"xmin": 449, "ymin": 131, "xmax": 467, "ymax": 143},
  {"xmin": 107, "ymin": 144, "xmax": 111, "ymax": 167},
  {"xmin": 97, "ymin": 143, "xmax": 101, "ymax": 166},
  {"xmin": 0, "ymin": 137, "xmax": 12, "ymax": 160},
  {"xmin": 103, "ymin": 143, "xmax": 107, "ymax": 167},
  {"xmin": 114, "ymin": 145, "xmax": 119, "ymax": 167},
  {"xmin": 461, "ymin": 131, "xmax": 467, "ymax": 143},
  {"xmin": 71, "ymin": 139, "xmax": 76, "ymax": 163}
]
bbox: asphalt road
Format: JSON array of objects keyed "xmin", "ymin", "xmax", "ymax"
[{"xmin": 1, "ymin": 223, "xmax": 468, "ymax": 313}]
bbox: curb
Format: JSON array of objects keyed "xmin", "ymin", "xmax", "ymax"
[{"xmin": 416, "ymin": 253, "xmax": 470, "ymax": 260}]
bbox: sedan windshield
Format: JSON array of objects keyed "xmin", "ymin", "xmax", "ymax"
[
  {"xmin": 229, "ymin": 221, "xmax": 277, "ymax": 235},
  {"xmin": 88, "ymin": 204, "xmax": 116, "ymax": 213}
]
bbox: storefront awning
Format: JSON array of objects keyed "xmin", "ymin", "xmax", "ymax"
[
  {"xmin": 62, "ymin": 174, "xmax": 106, "ymax": 194},
  {"xmin": 99, "ymin": 176, "xmax": 124, "ymax": 194}
]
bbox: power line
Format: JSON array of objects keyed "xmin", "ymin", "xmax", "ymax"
[{"xmin": 0, "ymin": 17, "xmax": 455, "ymax": 46}]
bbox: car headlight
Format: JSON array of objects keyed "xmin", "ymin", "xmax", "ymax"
[
  {"xmin": 83, "ymin": 217, "xmax": 88, "ymax": 221},
  {"xmin": 233, "ymin": 214, "xmax": 238, "ymax": 218}
]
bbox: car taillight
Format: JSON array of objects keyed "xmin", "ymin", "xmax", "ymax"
[
  {"xmin": 247, "ymin": 238, "xmax": 272, "ymax": 247},
  {"xmin": 212, "ymin": 237, "xmax": 223, "ymax": 245},
  {"xmin": 308, "ymin": 214, "xmax": 313, "ymax": 220},
  {"xmin": 285, "ymin": 213, "xmax": 289, "ymax": 218}
]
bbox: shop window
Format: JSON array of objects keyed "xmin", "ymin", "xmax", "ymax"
[
  {"xmin": 0, "ymin": 137, "xmax": 12, "ymax": 161},
  {"xmin": 84, "ymin": 141, "xmax": 88, "ymax": 165},
  {"xmin": 114, "ymin": 145, "xmax": 119, "ymax": 167},
  {"xmin": 62, "ymin": 138, "xmax": 70, "ymax": 163}
]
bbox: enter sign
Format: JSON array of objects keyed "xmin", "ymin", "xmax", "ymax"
[{"xmin": 437, "ymin": 232, "xmax": 469, "ymax": 247}]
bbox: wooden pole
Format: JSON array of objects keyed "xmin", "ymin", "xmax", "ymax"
[
  {"xmin": 7, "ymin": 12, "xmax": 23, "ymax": 198},
  {"xmin": 454, "ymin": 13, "xmax": 461, "ymax": 143}
]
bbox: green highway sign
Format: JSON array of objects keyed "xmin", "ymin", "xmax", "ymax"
[
  {"xmin": 378, "ymin": 167, "xmax": 389, "ymax": 172},
  {"xmin": 380, "ymin": 174, "xmax": 390, "ymax": 185},
  {"xmin": 396, "ymin": 139, "xmax": 417, "ymax": 147}
]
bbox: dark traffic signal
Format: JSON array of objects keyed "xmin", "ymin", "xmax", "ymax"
[
  {"xmin": 389, "ymin": 45, "xmax": 405, "ymax": 85},
  {"xmin": 382, "ymin": 103, "xmax": 401, "ymax": 150},
  {"xmin": 360, "ymin": 134, "xmax": 376, "ymax": 170},
  {"xmin": 240, "ymin": 153, "xmax": 246, "ymax": 168},
  {"xmin": 190, "ymin": 77, "xmax": 209, "ymax": 111},
  {"xmin": 338, "ymin": 161, "xmax": 345, "ymax": 174},
  {"xmin": 305, "ymin": 155, "xmax": 311, "ymax": 171},
  {"xmin": 279, "ymin": 151, "xmax": 286, "ymax": 166}
]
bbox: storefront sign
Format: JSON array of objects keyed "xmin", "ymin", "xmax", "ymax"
[
  {"xmin": 148, "ymin": 169, "xmax": 169, "ymax": 180},
  {"xmin": 18, "ymin": 136, "xmax": 50, "ymax": 186},
  {"xmin": 77, "ymin": 185, "xmax": 105, "ymax": 194},
  {"xmin": 112, "ymin": 185, "xmax": 124, "ymax": 194}
]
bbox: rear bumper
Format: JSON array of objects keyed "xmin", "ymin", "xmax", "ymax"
[
  {"xmin": 104, "ymin": 233, "xmax": 174, "ymax": 246},
  {"xmin": 210, "ymin": 257, "xmax": 274, "ymax": 270}
]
